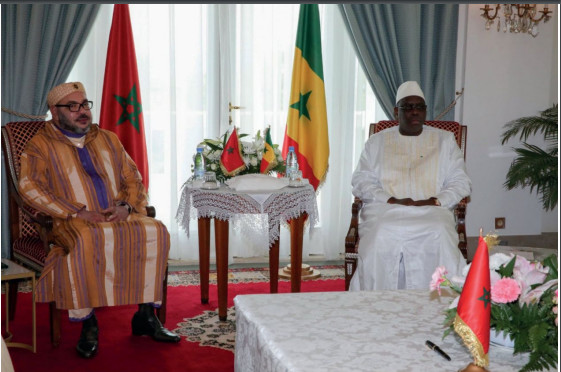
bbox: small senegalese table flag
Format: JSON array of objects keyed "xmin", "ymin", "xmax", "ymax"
[
  {"xmin": 99, "ymin": 4, "xmax": 149, "ymax": 191},
  {"xmin": 260, "ymin": 127, "xmax": 278, "ymax": 174},
  {"xmin": 454, "ymin": 234, "xmax": 491, "ymax": 369},
  {"xmin": 282, "ymin": 4, "xmax": 329, "ymax": 191},
  {"xmin": 220, "ymin": 127, "xmax": 246, "ymax": 177}
]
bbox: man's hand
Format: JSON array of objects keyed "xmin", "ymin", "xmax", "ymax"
[
  {"xmin": 414, "ymin": 197, "xmax": 441, "ymax": 207},
  {"xmin": 102, "ymin": 206, "xmax": 130, "ymax": 222},
  {"xmin": 76, "ymin": 209, "xmax": 107, "ymax": 223},
  {"xmin": 387, "ymin": 196, "xmax": 440, "ymax": 207},
  {"xmin": 387, "ymin": 197, "xmax": 415, "ymax": 206}
]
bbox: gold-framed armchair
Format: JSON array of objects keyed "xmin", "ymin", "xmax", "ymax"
[{"xmin": 1, "ymin": 121, "xmax": 166, "ymax": 347}]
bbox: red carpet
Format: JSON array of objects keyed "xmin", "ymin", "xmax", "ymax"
[{"xmin": 2, "ymin": 276, "xmax": 344, "ymax": 372}]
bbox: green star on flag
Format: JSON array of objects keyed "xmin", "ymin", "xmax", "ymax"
[
  {"xmin": 114, "ymin": 84, "xmax": 143, "ymax": 132},
  {"xmin": 478, "ymin": 287, "xmax": 491, "ymax": 308},
  {"xmin": 289, "ymin": 91, "xmax": 312, "ymax": 120}
]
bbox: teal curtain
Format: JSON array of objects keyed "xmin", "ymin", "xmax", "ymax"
[
  {"xmin": 338, "ymin": 4, "xmax": 459, "ymax": 121},
  {"xmin": 1, "ymin": 4, "xmax": 100, "ymax": 257}
]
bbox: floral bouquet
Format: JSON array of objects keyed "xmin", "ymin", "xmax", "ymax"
[
  {"xmin": 431, "ymin": 252, "xmax": 558, "ymax": 372},
  {"xmin": 192, "ymin": 129, "xmax": 286, "ymax": 184}
]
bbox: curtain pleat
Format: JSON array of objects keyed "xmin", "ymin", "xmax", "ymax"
[
  {"xmin": 338, "ymin": 4, "xmax": 458, "ymax": 121},
  {"xmin": 1, "ymin": 4, "xmax": 100, "ymax": 257}
]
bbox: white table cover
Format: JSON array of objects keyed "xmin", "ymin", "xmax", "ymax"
[
  {"xmin": 234, "ymin": 290, "xmax": 555, "ymax": 372},
  {"xmin": 176, "ymin": 183, "xmax": 318, "ymax": 247}
]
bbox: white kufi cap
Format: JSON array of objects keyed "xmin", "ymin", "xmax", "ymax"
[{"xmin": 395, "ymin": 81, "xmax": 425, "ymax": 105}]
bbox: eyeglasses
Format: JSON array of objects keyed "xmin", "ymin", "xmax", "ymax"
[
  {"xmin": 55, "ymin": 101, "xmax": 93, "ymax": 112},
  {"xmin": 397, "ymin": 104, "xmax": 427, "ymax": 112}
]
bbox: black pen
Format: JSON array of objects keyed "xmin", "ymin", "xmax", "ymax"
[{"xmin": 426, "ymin": 340, "xmax": 451, "ymax": 361}]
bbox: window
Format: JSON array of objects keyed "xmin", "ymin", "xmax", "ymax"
[{"xmin": 68, "ymin": 4, "xmax": 386, "ymax": 261}]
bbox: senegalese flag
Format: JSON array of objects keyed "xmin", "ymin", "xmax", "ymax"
[
  {"xmin": 220, "ymin": 127, "xmax": 246, "ymax": 176},
  {"xmin": 99, "ymin": 4, "xmax": 149, "ymax": 191},
  {"xmin": 454, "ymin": 235, "xmax": 491, "ymax": 368},
  {"xmin": 282, "ymin": 4, "xmax": 329, "ymax": 190},
  {"xmin": 260, "ymin": 127, "xmax": 278, "ymax": 174}
]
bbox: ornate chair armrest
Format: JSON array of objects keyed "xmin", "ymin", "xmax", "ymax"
[
  {"xmin": 345, "ymin": 197, "xmax": 362, "ymax": 254},
  {"xmin": 454, "ymin": 197, "xmax": 469, "ymax": 260},
  {"xmin": 10, "ymin": 190, "xmax": 58, "ymax": 255}
]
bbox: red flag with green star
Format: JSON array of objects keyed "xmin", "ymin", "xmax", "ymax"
[
  {"xmin": 453, "ymin": 235, "xmax": 491, "ymax": 368},
  {"xmin": 99, "ymin": 4, "xmax": 149, "ymax": 191}
]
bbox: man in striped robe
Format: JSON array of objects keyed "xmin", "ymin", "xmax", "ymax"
[
  {"xmin": 19, "ymin": 82, "xmax": 179, "ymax": 359},
  {"xmin": 350, "ymin": 81, "xmax": 472, "ymax": 291}
]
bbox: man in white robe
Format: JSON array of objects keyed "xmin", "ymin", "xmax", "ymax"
[{"xmin": 349, "ymin": 81, "xmax": 471, "ymax": 291}]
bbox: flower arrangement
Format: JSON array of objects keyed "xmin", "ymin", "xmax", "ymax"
[
  {"xmin": 193, "ymin": 129, "xmax": 286, "ymax": 183},
  {"xmin": 431, "ymin": 252, "xmax": 558, "ymax": 372}
]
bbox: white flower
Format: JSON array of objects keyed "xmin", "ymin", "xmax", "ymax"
[
  {"xmin": 277, "ymin": 155, "xmax": 284, "ymax": 162},
  {"xmin": 208, "ymin": 151, "xmax": 221, "ymax": 161},
  {"xmin": 210, "ymin": 163, "xmax": 217, "ymax": 170},
  {"xmin": 489, "ymin": 253, "xmax": 515, "ymax": 271},
  {"xmin": 250, "ymin": 157, "xmax": 258, "ymax": 166},
  {"xmin": 254, "ymin": 138, "xmax": 265, "ymax": 150}
]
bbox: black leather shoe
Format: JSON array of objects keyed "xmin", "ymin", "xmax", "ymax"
[
  {"xmin": 132, "ymin": 304, "xmax": 180, "ymax": 343},
  {"xmin": 76, "ymin": 314, "xmax": 99, "ymax": 358}
]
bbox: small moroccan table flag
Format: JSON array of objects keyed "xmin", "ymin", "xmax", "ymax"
[
  {"xmin": 454, "ymin": 234, "xmax": 491, "ymax": 369},
  {"xmin": 220, "ymin": 127, "xmax": 246, "ymax": 176}
]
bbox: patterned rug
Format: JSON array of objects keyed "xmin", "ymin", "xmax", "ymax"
[
  {"xmin": 170, "ymin": 265, "xmax": 344, "ymax": 352},
  {"xmin": 167, "ymin": 264, "xmax": 344, "ymax": 286},
  {"xmin": 4, "ymin": 264, "xmax": 345, "ymax": 353}
]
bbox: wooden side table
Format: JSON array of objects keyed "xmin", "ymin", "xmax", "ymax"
[{"xmin": 1, "ymin": 259, "xmax": 36, "ymax": 353}]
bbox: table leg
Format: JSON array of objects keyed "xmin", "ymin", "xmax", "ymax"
[
  {"xmin": 289, "ymin": 213, "xmax": 307, "ymax": 293},
  {"xmin": 269, "ymin": 224, "xmax": 280, "ymax": 293},
  {"xmin": 198, "ymin": 217, "xmax": 211, "ymax": 304},
  {"xmin": 215, "ymin": 218, "xmax": 229, "ymax": 321}
]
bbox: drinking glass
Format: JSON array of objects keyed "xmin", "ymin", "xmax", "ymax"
[{"xmin": 202, "ymin": 171, "xmax": 218, "ymax": 189}]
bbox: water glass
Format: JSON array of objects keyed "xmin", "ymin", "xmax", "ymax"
[{"xmin": 202, "ymin": 171, "xmax": 218, "ymax": 189}]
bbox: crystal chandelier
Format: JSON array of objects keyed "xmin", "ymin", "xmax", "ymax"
[{"xmin": 480, "ymin": 4, "xmax": 552, "ymax": 37}]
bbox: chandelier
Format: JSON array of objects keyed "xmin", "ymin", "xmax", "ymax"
[{"xmin": 480, "ymin": 4, "xmax": 552, "ymax": 37}]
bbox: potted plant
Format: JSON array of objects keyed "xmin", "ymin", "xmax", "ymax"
[{"xmin": 500, "ymin": 104, "xmax": 558, "ymax": 211}]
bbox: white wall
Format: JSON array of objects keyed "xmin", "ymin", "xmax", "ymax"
[{"xmin": 456, "ymin": 5, "xmax": 558, "ymax": 238}]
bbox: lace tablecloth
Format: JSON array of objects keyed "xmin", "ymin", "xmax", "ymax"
[
  {"xmin": 234, "ymin": 290, "xmax": 555, "ymax": 372},
  {"xmin": 176, "ymin": 184, "xmax": 319, "ymax": 247}
]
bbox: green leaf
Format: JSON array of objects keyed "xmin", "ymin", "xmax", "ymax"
[
  {"xmin": 542, "ymin": 254, "xmax": 558, "ymax": 281},
  {"xmin": 497, "ymin": 256, "xmax": 516, "ymax": 278},
  {"xmin": 500, "ymin": 103, "xmax": 558, "ymax": 211}
]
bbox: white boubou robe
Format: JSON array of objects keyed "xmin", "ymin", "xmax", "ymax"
[{"xmin": 349, "ymin": 126, "xmax": 471, "ymax": 290}]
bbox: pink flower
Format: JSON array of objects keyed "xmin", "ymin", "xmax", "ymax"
[
  {"xmin": 430, "ymin": 266, "xmax": 448, "ymax": 295},
  {"xmin": 491, "ymin": 277, "xmax": 521, "ymax": 303},
  {"xmin": 519, "ymin": 279, "xmax": 558, "ymax": 306},
  {"xmin": 513, "ymin": 256, "xmax": 549, "ymax": 293},
  {"xmin": 553, "ymin": 306, "xmax": 558, "ymax": 327}
]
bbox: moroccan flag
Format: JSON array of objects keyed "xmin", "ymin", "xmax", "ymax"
[
  {"xmin": 282, "ymin": 4, "xmax": 329, "ymax": 190},
  {"xmin": 99, "ymin": 4, "xmax": 149, "ymax": 191},
  {"xmin": 454, "ymin": 235, "xmax": 491, "ymax": 368},
  {"xmin": 260, "ymin": 127, "xmax": 278, "ymax": 173},
  {"xmin": 220, "ymin": 127, "xmax": 246, "ymax": 176}
]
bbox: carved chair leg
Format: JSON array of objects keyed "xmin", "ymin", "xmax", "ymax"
[{"xmin": 49, "ymin": 302, "xmax": 61, "ymax": 348}]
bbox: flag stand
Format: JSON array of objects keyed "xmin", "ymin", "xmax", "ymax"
[
  {"xmin": 278, "ymin": 264, "xmax": 321, "ymax": 280},
  {"xmin": 458, "ymin": 363, "xmax": 489, "ymax": 372}
]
